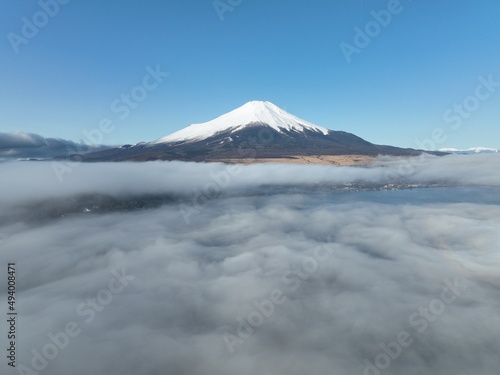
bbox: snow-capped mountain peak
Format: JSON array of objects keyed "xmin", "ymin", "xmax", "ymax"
[{"xmin": 152, "ymin": 101, "xmax": 330, "ymax": 144}]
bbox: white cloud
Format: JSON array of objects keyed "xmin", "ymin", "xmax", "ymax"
[{"xmin": 0, "ymin": 155, "xmax": 499, "ymax": 375}]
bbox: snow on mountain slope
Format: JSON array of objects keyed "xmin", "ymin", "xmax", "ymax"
[
  {"xmin": 439, "ymin": 147, "xmax": 499, "ymax": 154},
  {"xmin": 152, "ymin": 101, "xmax": 330, "ymax": 144}
]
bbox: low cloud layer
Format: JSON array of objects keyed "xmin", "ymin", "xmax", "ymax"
[
  {"xmin": 1, "ymin": 153, "xmax": 500, "ymax": 204},
  {"xmin": 0, "ymin": 132, "xmax": 112, "ymax": 160},
  {"xmin": 0, "ymin": 155, "xmax": 499, "ymax": 375}
]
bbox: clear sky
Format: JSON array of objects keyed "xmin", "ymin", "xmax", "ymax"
[{"xmin": 1, "ymin": 0, "xmax": 499, "ymax": 149}]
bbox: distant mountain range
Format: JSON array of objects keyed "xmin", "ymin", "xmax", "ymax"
[
  {"xmin": 438, "ymin": 147, "xmax": 499, "ymax": 155},
  {"xmin": 0, "ymin": 132, "xmax": 112, "ymax": 161},
  {"xmin": 68, "ymin": 101, "xmax": 435, "ymax": 163}
]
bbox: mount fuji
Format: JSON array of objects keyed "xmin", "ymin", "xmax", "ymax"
[
  {"xmin": 72, "ymin": 101, "xmax": 431, "ymax": 163},
  {"xmin": 152, "ymin": 101, "xmax": 330, "ymax": 144}
]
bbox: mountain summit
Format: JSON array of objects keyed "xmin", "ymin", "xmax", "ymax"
[
  {"xmin": 153, "ymin": 101, "xmax": 329, "ymax": 144},
  {"xmin": 71, "ymin": 101, "xmax": 432, "ymax": 163}
]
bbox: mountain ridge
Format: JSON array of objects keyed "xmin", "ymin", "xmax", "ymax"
[
  {"xmin": 438, "ymin": 147, "xmax": 498, "ymax": 154},
  {"xmin": 63, "ymin": 101, "xmax": 442, "ymax": 163}
]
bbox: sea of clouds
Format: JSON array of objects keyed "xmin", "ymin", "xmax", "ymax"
[{"xmin": 0, "ymin": 154, "xmax": 499, "ymax": 375}]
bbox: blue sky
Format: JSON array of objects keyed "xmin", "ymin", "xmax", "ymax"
[{"xmin": 1, "ymin": 0, "xmax": 499, "ymax": 149}]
